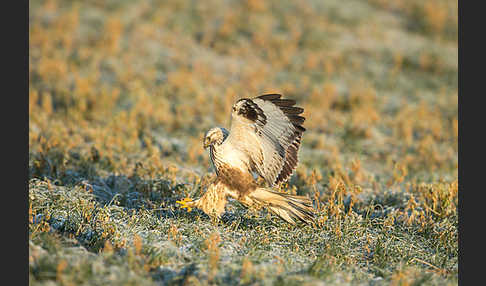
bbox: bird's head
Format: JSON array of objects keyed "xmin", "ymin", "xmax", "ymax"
[{"xmin": 203, "ymin": 127, "xmax": 228, "ymax": 149}]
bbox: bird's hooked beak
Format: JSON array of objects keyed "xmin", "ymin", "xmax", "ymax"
[{"xmin": 203, "ymin": 138, "xmax": 210, "ymax": 149}]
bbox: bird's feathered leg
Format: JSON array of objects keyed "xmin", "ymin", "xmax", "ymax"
[{"xmin": 176, "ymin": 180, "xmax": 229, "ymax": 219}]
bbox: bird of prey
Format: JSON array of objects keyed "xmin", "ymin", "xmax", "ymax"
[{"xmin": 177, "ymin": 94, "xmax": 314, "ymax": 224}]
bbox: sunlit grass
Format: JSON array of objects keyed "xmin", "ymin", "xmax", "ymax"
[{"xmin": 29, "ymin": 0, "xmax": 457, "ymax": 285}]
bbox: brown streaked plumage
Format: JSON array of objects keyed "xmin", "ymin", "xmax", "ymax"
[{"xmin": 178, "ymin": 94, "xmax": 314, "ymax": 225}]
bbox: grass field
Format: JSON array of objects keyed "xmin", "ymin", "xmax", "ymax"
[{"xmin": 29, "ymin": 0, "xmax": 458, "ymax": 285}]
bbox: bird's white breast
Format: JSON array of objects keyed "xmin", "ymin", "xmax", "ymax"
[{"xmin": 213, "ymin": 140, "xmax": 250, "ymax": 172}]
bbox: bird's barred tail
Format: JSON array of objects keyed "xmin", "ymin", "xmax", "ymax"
[{"xmin": 249, "ymin": 188, "xmax": 315, "ymax": 225}]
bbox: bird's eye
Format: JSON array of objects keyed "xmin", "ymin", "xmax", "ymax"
[{"xmin": 232, "ymin": 106, "xmax": 236, "ymax": 112}]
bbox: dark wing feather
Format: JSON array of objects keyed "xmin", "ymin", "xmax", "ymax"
[
  {"xmin": 255, "ymin": 94, "xmax": 306, "ymax": 184},
  {"xmin": 230, "ymin": 94, "xmax": 306, "ymax": 185}
]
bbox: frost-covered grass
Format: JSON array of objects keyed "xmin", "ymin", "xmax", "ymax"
[{"xmin": 29, "ymin": 0, "xmax": 457, "ymax": 285}]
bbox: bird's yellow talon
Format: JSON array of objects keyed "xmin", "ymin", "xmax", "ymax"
[{"xmin": 176, "ymin": 197, "xmax": 193, "ymax": 212}]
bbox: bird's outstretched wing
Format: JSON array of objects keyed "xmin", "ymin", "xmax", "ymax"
[{"xmin": 227, "ymin": 94, "xmax": 305, "ymax": 186}]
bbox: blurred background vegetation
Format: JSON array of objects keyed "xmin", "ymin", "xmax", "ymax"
[{"xmin": 29, "ymin": 0, "xmax": 457, "ymax": 285}]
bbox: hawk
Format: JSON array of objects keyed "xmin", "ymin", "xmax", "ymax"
[{"xmin": 177, "ymin": 94, "xmax": 314, "ymax": 224}]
